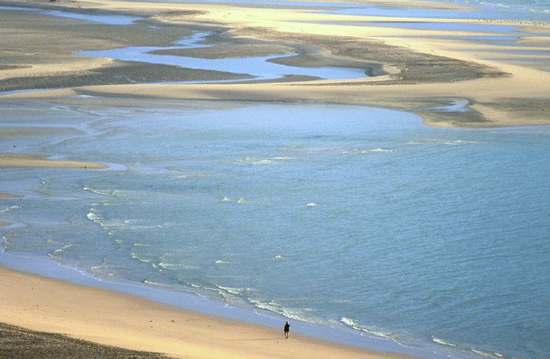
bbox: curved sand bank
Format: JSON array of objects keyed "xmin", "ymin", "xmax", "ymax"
[{"xmin": 1, "ymin": 0, "xmax": 549, "ymax": 127}]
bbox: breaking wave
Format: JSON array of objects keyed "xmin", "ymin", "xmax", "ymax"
[
  {"xmin": 432, "ymin": 337, "xmax": 506, "ymax": 359},
  {"xmin": 340, "ymin": 317, "xmax": 394, "ymax": 341}
]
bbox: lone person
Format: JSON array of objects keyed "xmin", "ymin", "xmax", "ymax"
[{"xmin": 284, "ymin": 321, "xmax": 290, "ymax": 339}]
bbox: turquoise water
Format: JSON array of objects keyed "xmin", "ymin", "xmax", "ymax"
[{"xmin": 1, "ymin": 99, "xmax": 549, "ymax": 359}]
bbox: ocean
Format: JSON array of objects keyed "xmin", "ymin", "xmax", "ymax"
[
  {"xmin": 2, "ymin": 99, "xmax": 549, "ymax": 359},
  {"xmin": 1, "ymin": 1, "xmax": 550, "ymax": 359},
  {"xmin": 444, "ymin": 0, "xmax": 550, "ymax": 20}
]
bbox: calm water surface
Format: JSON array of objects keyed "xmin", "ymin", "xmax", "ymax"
[{"xmin": 1, "ymin": 99, "xmax": 549, "ymax": 359}]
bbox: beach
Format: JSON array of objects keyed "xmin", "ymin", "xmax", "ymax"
[
  {"xmin": 1, "ymin": 0, "xmax": 550, "ymax": 358},
  {"xmin": 0, "ymin": 265, "xmax": 389, "ymax": 359}
]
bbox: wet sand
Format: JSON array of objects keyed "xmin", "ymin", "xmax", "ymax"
[
  {"xmin": 0, "ymin": 153, "xmax": 107, "ymax": 169},
  {"xmin": 1, "ymin": 0, "xmax": 549, "ymax": 127}
]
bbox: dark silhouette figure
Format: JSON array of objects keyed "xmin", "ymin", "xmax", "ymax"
[{"xmin": 284, "ymin": 321, "xmax": 290, "ymax": 339}]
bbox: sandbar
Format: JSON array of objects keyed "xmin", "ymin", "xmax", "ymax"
[
  {"xmin": 0, "ymin": 153, "xmax": 107, "ymax": 169},
  {"xmin": 0, "ymin": 0, "xmax": 549, "ymax": 127}
]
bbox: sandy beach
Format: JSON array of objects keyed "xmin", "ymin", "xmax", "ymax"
[
  {"xmin": 1, "ymin": 0, "xmax": 550, "ymax": 357},
  {"xmin": 0, "ymin": 265, "xmax": 394, "ymax": 359}
]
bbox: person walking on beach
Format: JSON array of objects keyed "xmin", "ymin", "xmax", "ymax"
[{"xmin": 284, "ymin": 321, "xmax": 290, "ymax": 339}]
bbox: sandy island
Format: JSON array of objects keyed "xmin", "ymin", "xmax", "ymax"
[{"xmin": 1, "ymin": 0, "xmax": 550, "ymax": 357}]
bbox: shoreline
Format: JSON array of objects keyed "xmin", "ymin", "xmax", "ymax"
[{"xmin": 0, "ymin": 261, "xmax": 428, "ymax": 359}]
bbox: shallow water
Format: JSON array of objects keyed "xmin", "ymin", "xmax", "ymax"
[
  {"xmin": 1, "ymin": 99, "xmax": 549, "ymax": 359},
  {"xmin": 0, "ymin": 6, "xmax": 140, "ymax": 25},
  {"xmin": 77, "ymin": 32, "xmax": 367, "ymax": 82}
]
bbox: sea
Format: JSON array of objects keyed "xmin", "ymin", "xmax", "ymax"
[{"xmin": 1, "ymin": 1, "xmax": 550, "ymax": 359}]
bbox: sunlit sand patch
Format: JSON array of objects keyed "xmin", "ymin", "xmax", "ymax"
[{"xmin": 0, "ymin": 153, "xmax": 107, "ymax": 169}]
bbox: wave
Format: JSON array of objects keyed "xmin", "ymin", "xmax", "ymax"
[
  {"xmin": 220, "ymin": 196, "xmax": 254, "ymax": 205},
  {"xmin": 215, "ymin": 259, "xmax": 235, "ymax": 264},
  {"xmin": 443, "ymin": 139, "xmax": 481, "ymax": 145},
  {"xmin": 87, "ymin": 209, "xmax": 162, "ymax": 231},
  {"xmin": 158, "ymin": 262, "xmax": 198, "ymax": 270},
  {"xmin": 340, "ymin": 317, "xmax": 394, "ymax": 341},
  {"xmin": 83, "ymin": 187, "xmax": 112, "ymax": 197},
  {"xmin": 407, "ymin": 138, "xmax": 481, "ymax": 145},
  {"xmin": 432, "ymin": 337, "xmax": 507, "ymax": 359},
  {"xmin": 250, "ymin": 298, "xmax": 320, "ymax": 324},
  {"xmin": 407, "ymin": 139, "xmax": 441, "ymax": 145},
  {"xmin": 342, "ymin": 148, "xmax": 393, "ymax": 154},
  {"xmin": 130, "ymin": 251, "xmax": 159, "ymax": 269},
  {"xmin": 471, "ymin": 0, "xmax": 550, "ymax": 18},
  {"xmin": 432, "ymin": 337, "xmax": 458, "ymax": 347},
  {"xmin": 86, "ymin": 211, "xmax": 100, "ymax": 223},
  {"xmin": 49, "ymin": 243, "xmax": 77, "ymax": 257},
  {"xmin": 226, "ymin": 156, "xmax": 293, "ymax": 165},
  {"xmin": 217, "ymin": 285, "xmax": 252, "ymax": 296},
  {"xmin": 369, "ymin": 148, "xmax": 393, "ymax": 153},
  {"xmin": 0, "ymin": 205, "xmax": 20, "ymax": 214}
]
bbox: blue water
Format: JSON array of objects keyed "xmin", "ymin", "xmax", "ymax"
[
  {"xmin": 2, "ymin": 1, "xmax": 550, "ymax": 359},
  {"xmin": 77, "ymin": 32, "xmax": 367, "ymax": 81},
  {"xmin": 1, "ymin": 99, "xmax": 550, "ymax": 359},
  {"xmin": 439, "ymin": 0, "xmax": 550, "ymax": 21},
  {"xmin": 332, "ymin": 0, "xmax": 550, "ymax": 21}
]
